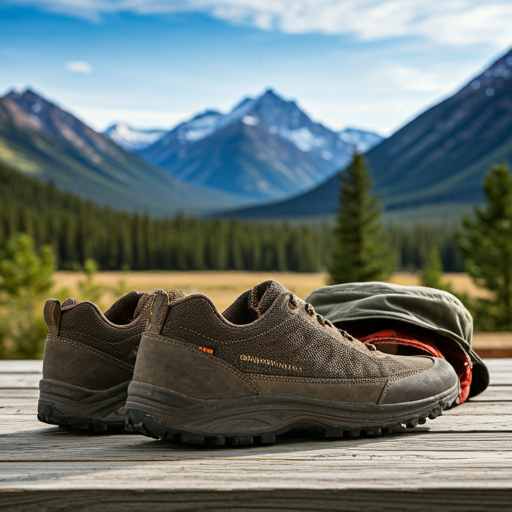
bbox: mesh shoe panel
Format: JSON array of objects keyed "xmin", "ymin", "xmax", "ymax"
[
  {"xmin": 59, "ymin": 292, "xmax": 152, "ymax": 367},
  {"xmin": 162, "ymin": 282, "xmax": 432, "ymax": 381}
]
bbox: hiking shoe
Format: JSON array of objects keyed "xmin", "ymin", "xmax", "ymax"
[
  {"xmin": 38, "ymin": 289, "xmax": 181, "ymax": 432},
  {"xmin": 125, "ymin": 281, "xmax": 459, "ymax": 445}
]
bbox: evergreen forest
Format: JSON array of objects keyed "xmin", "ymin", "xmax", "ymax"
[{"xmin": 0, "ymin": 163, "xmax": 463, "ymax": 273}]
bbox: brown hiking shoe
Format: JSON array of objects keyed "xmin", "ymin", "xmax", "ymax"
[
  {"xmin": 38, "ymin": 289, "xmax": 183, "ymax": 432},
  {"xmin": 125, "ymin": 281, "xmax": 459, "ymax": 445}
]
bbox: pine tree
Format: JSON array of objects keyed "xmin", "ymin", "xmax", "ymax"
[
  {"xmin": 228, "ymin": 218, "xmax": 244, "ymax": 270},
  {"xmin": 329, "ymin": 153, "xmax": 396, "ymax": 284},
  {"xmin": 459, "ymin": 162, "xmax": 512, "ymax": 330},
  {"xmin": 0, "ymin": 233, "xmax": 55, "ymax": 358},
  {"xmin": 420, "ymin": 247, "xmax": 452, "ymax": 293}
]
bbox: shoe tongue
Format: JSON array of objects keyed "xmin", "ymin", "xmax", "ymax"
[
  {"xmin": 104, "ymin": 290, "xmax": 145, "ymax": 324},
  {"xmin": 168, "ymin": 288, "xmax": 186, "ymax": 302},
  {"xmin": 133, "ymin": 292, "xmax": 151, "ymax": 320},
  {"xmin": 133, "ymin": 288, "xmax": 186, "ymax": 320},
  {"xmin": 249, "ymin": 280, "xmax": 287, "ymax": 319}
]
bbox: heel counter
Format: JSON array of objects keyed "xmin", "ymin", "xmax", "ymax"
[
  {"xmin": 133, "ymin": 333, "xmax": 259, "ymax": 399},
  {"xmin": 42, "ymin": 334, "xmax": 133, "ymax": 390}
]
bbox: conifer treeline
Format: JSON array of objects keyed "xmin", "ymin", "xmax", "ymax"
[{"xmin": 0, "ymin": 163, "xmax": 464, "ymax": 272}]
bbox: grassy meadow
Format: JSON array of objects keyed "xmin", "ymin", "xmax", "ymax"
[
  {"xmin": 55, "ymin": 270, "xmax": 488, "ymax": 312},
  {"xmin": 52, "ymin": 270, "xmax": 509, "ymax": 357}
]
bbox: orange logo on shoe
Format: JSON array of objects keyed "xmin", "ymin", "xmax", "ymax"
[{"xmin": 199, "ymin": 346, "xmax": 214, "ymax": 355}]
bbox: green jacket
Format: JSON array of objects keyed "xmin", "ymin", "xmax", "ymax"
[{"xmin": 306, "ymin": 282, "xmax": 489, "ymax": 397}]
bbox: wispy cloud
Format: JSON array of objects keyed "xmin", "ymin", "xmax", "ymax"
[
  {"xmin": 65, "ymin": 60, "xmax": 92, "ymax": 74},
  {"xmin": 10, "ymin": 0, "xmax": 512, "ymax": 48},
  {"xmin": 371, "ymin": 64, "xmax": 463, "ymax": 94}
]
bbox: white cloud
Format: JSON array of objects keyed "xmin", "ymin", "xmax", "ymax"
[
  {"xmin": 371, "ymin": 64, "xmax": 462, "ymax": 93},
  {"xmin": 65, "ymin": 60, "xmax": 92, "ymax": 74},
  {"xmin": 11, "ymin": 0, "xmax": 512, "ymax": 48}
]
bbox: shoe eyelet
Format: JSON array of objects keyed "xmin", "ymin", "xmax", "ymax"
[{"xmin": 288, "ymin": 300, "xmax": 298, "ymax": 310}]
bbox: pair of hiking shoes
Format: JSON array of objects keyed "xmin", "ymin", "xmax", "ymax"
[{"xmin": 38, "ymin": 280, "xmax": 459, "ymax": 446}]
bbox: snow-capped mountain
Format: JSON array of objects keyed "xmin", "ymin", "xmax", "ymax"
[
  {"xmin": 103, "ymin": 122, "xmax": 167, "ymax": 151},
  {"xmin": 338, "ymin": 128, "xmax": 383, "ymax": 153},
  {"xmin": 160, "ymin": 110, "xmax": 224, "ymax": 144},
  {"xmin": 0, "ymin": 88, "xmax": 244, "ymax": 215},
  {"xmin": 138, "ymin": 89, "xmax": 383, "ymax": 201},
  {"xmin": 153, "ymin": 90, "xmax": 382, "ymax": 166},
  {"xmin": 228, "ymin": 47, "xmax": 512, "ymax": 218}
]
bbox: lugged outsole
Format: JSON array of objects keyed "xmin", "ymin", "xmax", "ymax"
[
  {"xmin": 37, "ymin": 401, "xmax": 126, "ymax": 434},
  {"xmin": 124, "ymin": 395, "xmax": 454, "ymax": 447}
]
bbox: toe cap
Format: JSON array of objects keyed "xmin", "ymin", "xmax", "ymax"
[{"xmin": 380, "ymin": 357, "xmax": 459, "ymax": 405}]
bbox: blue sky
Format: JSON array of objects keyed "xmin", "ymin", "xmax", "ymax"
[{"xmin": 1, "ymin": 0, "xmax": 512, "ymax": 135}]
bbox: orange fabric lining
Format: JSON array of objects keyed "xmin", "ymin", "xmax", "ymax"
[{"xmin": 360, "ymin": 329, "xmax": 472, "ymax": 404}]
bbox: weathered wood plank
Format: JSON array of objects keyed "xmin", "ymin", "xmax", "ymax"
[
  {"xmin": 1, "ymin": 489, "xmax": 511, "ymax": 512},
  {"xmin": 0, "ymin": 422, "xmax": 511, "ymax": 460},
  {"xmin": 488, "ymin": 374, "xmax": 512, "ymax": 385},
  {"xmin": 0, "ymin": 361, "xmax": 42, "ymax": 373},
  {"xmin": 0, "ymin": 358, "xmax": 510, "ymax": 510},
  {"xmin": 0, "ymin": 375, "xmax": 40, "ymax": 389},
  {"xmin": 0, "ymin": 458, "xmax": 511, "ymax": 490},
  {"xmin": 0, "ymin": 389, "xmax": 39, "ymax": 398},
  {"xmin": 0, "ymin": 406, "xmax": 37, "ymax": 415},
  {"xmin": 468, "ymin": 386, "xmax": 512, "ymax": 401},
  {"xmin": 443, "ymin": 401, "xmax": 512, "ymax": 415},
  {"xmin": 483, "ymin": 359, "xmax": 512, "ymax": 382}
]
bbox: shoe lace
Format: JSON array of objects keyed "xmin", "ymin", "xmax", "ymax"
[
  {"xmin": 288, "ymin": 294, "xmax": 334, "ymax": 328},
  {"xmin": 288, "ymin": 294, "xmax": 376, "ymax": 351}
]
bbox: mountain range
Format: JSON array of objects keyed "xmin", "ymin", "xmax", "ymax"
[
  {"xmin": 3, "ymin": 42, "xmax": 511, "ymax": 222},
  {"xmin": 0, "ymin": 89, "xmax": 242, "ymax": 215},
  {"xmin": 105, "ymin": 89, "xmax": 383, "ymax": 201},
  {"xmin": 230, "ymin": 48, "xmax": 512, "ymax": 219},
  {"xmin": 103, "ymin": 123, "xmax": 167, "ymax": 152}
]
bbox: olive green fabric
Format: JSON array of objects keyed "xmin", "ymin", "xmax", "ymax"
[{"xmin": 306, "ymin": 282, "xmax": 489, "ymax": 397}]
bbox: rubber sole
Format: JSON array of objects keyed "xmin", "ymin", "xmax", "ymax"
[
  {"xmin": 124, "ymin": 380, "xmax": 459, "ymax": 446},
  {"xmin": 37, "ymin": 379, "xmax": 130, "ymax": 433}
]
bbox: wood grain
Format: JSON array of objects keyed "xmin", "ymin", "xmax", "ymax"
[
  {"xmin": 1, "ymin": 489, "xmax": 512, "ymax": 512},
  {"xmin": 0, "ymin": 359, "xmax": 511, "ymax": 511}
]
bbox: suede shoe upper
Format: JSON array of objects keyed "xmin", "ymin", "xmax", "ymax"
[{"xmin": 159, "ymin": 281, "xmax": 436, "ymax": 387}]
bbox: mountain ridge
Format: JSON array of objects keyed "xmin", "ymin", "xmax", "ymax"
[
  {"xmin": 137, "ymin": 89, "xmax": 383, "ymax": 201},
  {"xmin": 103, "ymin": 123, "xmax": 167, "ymax": 152},
  {"xmin": 228, "ymin": 48, "xmax": 512, "ymax": 219},
  {"xmin": 0, "ymin": 88, "xmax": 243, "ymax": 215}
]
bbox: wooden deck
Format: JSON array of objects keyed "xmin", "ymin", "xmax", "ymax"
[{"xmin": 0, "ymin": 359, "xmax": 511, "ymax": 511}]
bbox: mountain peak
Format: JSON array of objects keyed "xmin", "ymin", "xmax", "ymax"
[
  {"xmin": 5, "ymin": 88, "xmax": 59, "ymax": 118},
  {"xmin": 103, "ymin": 123, "xmax": 167, "ymax": 151},
  {"xmin": 260, "ymin": 87, "xmax": 279, "ymax": 99},
  {"xmin": 190, "ymin": 109, "xmax": 222, "ymax": 122},
  {"xmin": 338, "ymin": 127, "xmax": 383, "ymax": 152},
  {"xmin": 7, "ymin": 87, "xmax": 46, "ymax": 103},
  {"xmin": 105, "ymin": 121, "xmax": 129, "ymax": 131},
  {"xmin": 137, "ymin": 88, "xmax": 384, "ymax": 201},
  {"xmin": 255, "ymin": 87, "xmax": 293, "ymax": 106},
  {"xmin": 232, "ymin": 45, "xmax": 512, "ymax": 218}
]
